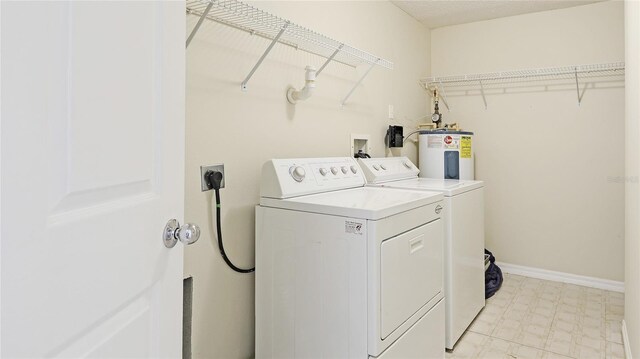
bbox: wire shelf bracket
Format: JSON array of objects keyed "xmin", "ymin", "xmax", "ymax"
[
  {"xmin": 186, "ymin": 0, "xmax": 393, "ymax": 102},
  {"xmin": 186, "ymin": 2, "xmax": 213, "ymax": 48},
  {"xmin": 342, "ymin": 60, "xmax": 378, "ymax": 107},
  {"xmin": 317, "ymin": 44, "xmax": 344, "ymax": 76},
  {"xmin": 241, "ymin": 22, "xmax": 289, "ymax": 92},
  {"xmin": 479, "ymin": 80, "xmax": 487, "ymax": 109},
  {"xmin": 574, "ymin": 68, "xmax": 581, "ymax": 106},
  {"xmin": 420, "ymin": 62, "xmax": 625, "ymax": 109}
]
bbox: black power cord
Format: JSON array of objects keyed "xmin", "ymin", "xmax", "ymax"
[{"xmin": 205, "ymin": 171, "xmax": 255, "ymax": 274}]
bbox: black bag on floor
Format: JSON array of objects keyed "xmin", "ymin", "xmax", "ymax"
[{"xmin": 484, "ymin": 249, "xmax": 503, "ymax": 299}]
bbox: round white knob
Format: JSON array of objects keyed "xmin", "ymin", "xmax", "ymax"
[
  {"xmin": 177, "ymin": 223, "xmax": 200, "ymax": 245},
  {"xmin": 403, "ymin": 161, "xmax": 412, "ymax": 169},
  {"xmin": 319, "ymin": 168, "xmax": 328, "ymax": 176},
  {"xmin": 163, "ymin": 219, "xmax": 200, "ymax": 248},
  {"xmin": 350, "ymin": 166, "xmax": 358, "ymax": 174},
  {"xmin": 341, "ymin": 166, "xmax": 348, "ymax": 174},
  {"xmin": 380, "ymin": 164, "xmax": 387, "ymax": 170},
  {"xmin": 372, "ymin": 164, "xmax": 380, "ymax": 171},
  {"xmin": 331, "ymin": 167, "xmax": 338, "ymax": 175},
  {"xmin": 290, "ymin": 166, "xmax": 306, "ymax": 182}
]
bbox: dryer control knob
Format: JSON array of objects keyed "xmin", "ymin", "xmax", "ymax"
[
  {"xmin": 319, "ymin": 168, "xmax": 328, "ymax": 176},
  {"xmin": 290, "ymin": 166, "xmax": 306, "ymax": 182},
  {"xmin": 372, "ymin": 164, "xmax": 380, "ymax": 171},
  {"xmin": 380, "ymin": 164, "xmax": 387, "ymax": 170},
  {"xmin": 403, "ymin": 161, "xmax": 412, "ymax": 169},
  {"xmin": 350, "ymin": 165, "xmax": 358, "ymax": 174},
  {"xmin": 330, "ymin": 167, "xmax": 338, "ymax": 175},
  {"xmin": 341, "ymin": 166, "xmax": 348, "ymax": 174}
]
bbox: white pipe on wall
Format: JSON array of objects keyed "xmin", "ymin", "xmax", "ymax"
[{"xmin": 286, "ymin": 66, "xmax": 316, "ymax": 104}]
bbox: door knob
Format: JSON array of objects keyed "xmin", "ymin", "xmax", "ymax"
[{"xmin": 163, "ymin": 219, "xmax": 201, "ymax": 248}]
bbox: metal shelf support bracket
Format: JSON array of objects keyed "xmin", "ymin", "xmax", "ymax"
[
  {"xmin": 479, "ymin": 80, "xmax": 487, "ymax": 109},
  {"xmin": 574, "ymin": 67, "xmax": 581, "ymax": 106},
  {"xmin": 438, "ymin": 81, "xmax": 451, "ymax": 111},
  {"xmin": 241, "ymin": 22, "xmax": 290, "ymax": 92},
  {"xmin": 316, "ymin": 44, "xmax": 344, "ymax": 76},
  {"xmin": 186, "ymin": 1, "xmax": 214, "ymax": 49},
  {"xmin": 341, "ymin": 60, "xmax": 379, "ymax": 107}
]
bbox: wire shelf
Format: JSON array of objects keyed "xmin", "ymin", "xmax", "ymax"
[
  {"xmin": 186, "ymin": 0, "xmax": 393, "ymax": 70},
  {"xmin": 420, "ymin": 62, "xmax": 625, "ymax": 88},
  {"xmin": 420, "ymin": 62, "xmax": 624, "ymax": 109}
]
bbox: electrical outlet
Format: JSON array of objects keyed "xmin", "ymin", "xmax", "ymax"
[{"xmin": 200, "ymin": 164, "xmax": 225, "ymax": 191}]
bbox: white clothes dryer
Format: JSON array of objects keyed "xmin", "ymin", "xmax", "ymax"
[
  {"xmin": 357, "ymin": 156, "xmax": 485, "ymax": 350},
  {"xmin": 255, "ymin": 157, "xmax": 445, "ymax": 358}
]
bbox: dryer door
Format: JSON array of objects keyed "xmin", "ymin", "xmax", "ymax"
[{"xmin": 380, "ymin": 219, "xmax": 443, "ymax": 339}]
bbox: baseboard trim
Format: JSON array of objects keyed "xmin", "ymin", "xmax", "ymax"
[
  {"xmin": 622, "ymin": 320, "xmax": 632, "ymax": 359},
  {"xmin": 496, "ymin": 262, "xmax": 625, "ymax": 293}
]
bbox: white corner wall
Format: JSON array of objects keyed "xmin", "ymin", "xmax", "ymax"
[
  {"xmin": 184, "ymin": 2, "xmax": 430, "ymax": 357},
  {"xmin": 430, "ymin": 1, "xmax": 625, "ymax": 282},
  {"xmin": 625, "ymin": 0, "xmax": 639, "ymax": 356}
]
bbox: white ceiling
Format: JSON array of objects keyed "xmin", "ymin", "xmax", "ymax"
[{"xmin": 391, "ymin": 0, "xmax": 607, "ymax": 29}]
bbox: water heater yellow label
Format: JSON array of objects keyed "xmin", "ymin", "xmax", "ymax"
[{"xmin": 461, "ymin": 136, "xmax": 472, "ymax": 158}]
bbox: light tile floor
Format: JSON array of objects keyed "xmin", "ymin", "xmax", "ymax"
[{"xmin": 446, "ymin": 274, "xmax": 625, "ymax": 359}]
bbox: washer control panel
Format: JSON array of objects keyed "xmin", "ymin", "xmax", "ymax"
[
  {"xmin": 357, "ymin": 157, "xmax": 419, "ymax": 184},
  {"xmin": 261, "ymin": 157, "xmax": 365, "ymax": 198}
]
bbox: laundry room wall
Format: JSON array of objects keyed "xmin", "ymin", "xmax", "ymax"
[
  {"xmin": 184, "ymin": 1, "xmax": 430, "ymax": 358},
  {"xmin": 430, "ymin": 1, "xmax": 625, "ymax": 282}
]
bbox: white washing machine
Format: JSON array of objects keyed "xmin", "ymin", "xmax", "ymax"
[
  {"xmin": 255, "ymin": 157, "xmax": 445, "ymax": 359},
  {"xmin": 357, "ymin": 157, "xmax": 485, "ymax": 350}
]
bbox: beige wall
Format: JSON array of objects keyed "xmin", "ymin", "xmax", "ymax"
[
  {"xmin": 625, "ymin": 0, "xmax": 639, "ymax": 355},
  {"xmin": 185, "ymin": 2, "xmax": 430, "ymax": 357},
  {"xmin": 430, "ymin": 1, "xmax": 625, "ymax": 281}
]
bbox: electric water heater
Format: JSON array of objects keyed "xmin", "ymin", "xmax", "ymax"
[{"xmin": 418, "ymin": 130, "xmax": 474, "ymax": 180}]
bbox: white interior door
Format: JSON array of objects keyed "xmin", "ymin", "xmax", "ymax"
[{"xmin": 1, "ymin": 2, "xmax": 186, "ymax": 357}]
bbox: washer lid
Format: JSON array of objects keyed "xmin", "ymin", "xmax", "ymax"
[
  {"xmin": 372, "ymin": 178, "xmax": 484, "ymax": 197},
  {"xmin": 259, "ymin": 187, "xmax": 443, "ymax": 220}
]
